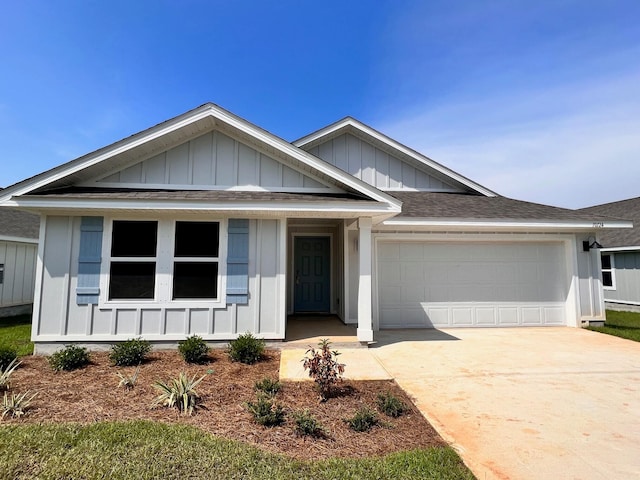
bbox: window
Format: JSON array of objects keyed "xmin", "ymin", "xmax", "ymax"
[
  {"xmin": 172, "ymin": 221, "xmax": 220, "ymax": 299},
  {"xmin": 105, "ymin": 219, "xmax": 222, "ymax": 303},
  {"xmin": 0, "ymin": 264, "xmax": 4, "ymax": 284},
  {"xmin": 601, "ymin": 254, "xmax": 615, "ymax": 289},
  {"xmin": 108, "ymin": 221, "xmax": 157, "ymax": 299}
]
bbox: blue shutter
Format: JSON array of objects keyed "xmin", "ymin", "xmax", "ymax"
[
  {"xmin": 77, "ymin": 216, "xmax": 104, "ymax": 305},
  {"xmin": 226, "ymin": 219, "xmax": 249, "ymax": 305}
]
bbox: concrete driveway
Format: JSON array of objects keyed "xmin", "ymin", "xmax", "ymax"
[{"xmin": 371, "ymin": 327, "xmax": 640, "ymax": 480}]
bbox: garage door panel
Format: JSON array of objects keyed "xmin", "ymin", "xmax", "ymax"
[{"xmin": 378, "ymin": 241, "xmax": 568, "ymax": 328}]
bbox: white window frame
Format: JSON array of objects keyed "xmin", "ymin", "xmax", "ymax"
[
  {"xmin": 601, "ymin": 253, "xmax": 616, "ymax": 291},
  {"xmin": 99, "ymin": 217, "xmax": 227, "ymax": 309}
]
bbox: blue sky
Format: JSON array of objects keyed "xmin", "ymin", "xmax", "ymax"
[{"xmin": 1, "ymin": 1, "xmax": 638, "ymax": 208}]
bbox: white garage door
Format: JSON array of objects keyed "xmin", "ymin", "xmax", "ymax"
[{"xmin": 377, "ymin": 241, "xmax": 568, "ymax": 328}]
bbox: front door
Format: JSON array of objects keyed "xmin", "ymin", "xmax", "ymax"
[{"xmin": 294, "ymin": 236, "xmax": 330, "ymax": 312}]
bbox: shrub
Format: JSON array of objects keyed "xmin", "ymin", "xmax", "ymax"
[
  {"xmin": 293, "ymin": 409, "xmax": 326, "ymax": 438},
  {"xmin": 246, "ymin": 394, "xmax": 285, "ymax": 427},
  {"xmin": 49, "ymin": 345, "xmax": 90, "ymax": 371},
  {"xmin": 153, "ymin": 372, "xmax": 206, "ymax": 415},
  {"xmin": 302, "ymin": 339, "xmax": 345, "ymax": 401},
  {"xmin": 2, "ymin": 391, "xmax": 37, "ymax": 419},
  {"xmin": 0, "ymin": 346, "xmax": 17, "ymax": 371},
  {"xmin": 346, "ymin": 406, "xmax": 379, "ymax": 432},
  {"xmin": 376, "ymin": 391, "xmax": 407, "ymax": 418},
  {"xmin": 0, "ymin": 358, "xmax": 20, "ymax": 391},
  {"xmin": 109, "ymin": 338, "xmax": 151, "ymax": 366},
  {"xmin": 116, "ymin": 365, "xmax": 141, "ymax": 391},
  {"xmin": 254, "ymin": 378, "xmax": 281, "ymax": 397},
  {"xmin": 227, "ymin": 333, "xmax": 265, "ymax": 364},
  {"xmin": 178, "ymin": 335, "xmax": 210, "ymax": 364}
]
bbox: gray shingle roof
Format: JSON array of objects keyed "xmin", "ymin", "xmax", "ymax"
[
  {"xmin": 577, "ymin": 197, "xmax": 640, "ymax": 248},
  {"xmin": 390, "ymin": 192, "xmax": 617, "ymax": 222},
  {"xmin": 0, "ymin": 207, "xmax": 40, "ymax": 239},
  {"xmin": 27, "ymin": 187, "xmax": 375, "ymax": 204}
]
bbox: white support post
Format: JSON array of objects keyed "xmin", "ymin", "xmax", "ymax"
[{"xmin": 357, "ymin": 217, "xmax": 373, "ymax": 342}]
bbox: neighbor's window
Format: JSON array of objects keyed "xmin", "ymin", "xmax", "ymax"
[
  {"xmin": 0, "ymin": 264, "xmax": 4, "ymax": 284},
  {"xmin": 601, "ymin": 254, "xmax": 615, "ymax": 289},
  {"xmin": 172, "ymin": 221, "xmax": 220, "ymax": 299},
  {"xmin": 108, "ymin": 221, "xmax": 158, "ymax": 300}
]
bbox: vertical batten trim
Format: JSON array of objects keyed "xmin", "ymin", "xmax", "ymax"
[{"xmin": 253, "ymin": 220, "xmax": 262, "ymax": 333}]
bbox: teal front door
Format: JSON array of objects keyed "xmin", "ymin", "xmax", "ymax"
[{"xmin": 294, "ymin": 236, "xmax": 330, "ymax": 313}]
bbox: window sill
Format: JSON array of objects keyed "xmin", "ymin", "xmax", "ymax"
[{"xmin": 98, "ymin": 299, "xmax": 227, "ymax": 310}]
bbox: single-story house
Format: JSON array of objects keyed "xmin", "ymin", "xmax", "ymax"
[
  {"xmin": 578, "ymin": 197, "xmax": 640, "ymax": 312},
  {"xmin": 0, "ymin": 201, "xmax": 39, "ymax": 317},
  {"xmin": 0, "ymin": 103, "xmax": 631, "ymax": 353}
]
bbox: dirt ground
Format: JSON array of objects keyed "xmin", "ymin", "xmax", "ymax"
[{"xmin": 6, "ymin": 349, "xmax": 445, "ymax": 460}]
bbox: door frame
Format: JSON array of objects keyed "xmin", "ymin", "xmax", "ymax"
[{"xmin": 290, "ymin": 233, "xmax": 333, "ymax": 314}]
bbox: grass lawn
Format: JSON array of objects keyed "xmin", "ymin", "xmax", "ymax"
[
  {"xmin": 587, "ymin": 310, "xmax": 640, "ymax": 342},
  {"xmin": 0, "ymin": 421, "xmax": 474, "ymax": 480},
  {"xmin": 0, "ymin": 314, "xmax": 33, "ymax": 355}
]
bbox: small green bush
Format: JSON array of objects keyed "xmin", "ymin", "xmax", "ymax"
[
  {"xmin": 0, "ymin": 346, "xmax": 17, "ymax": 370},
  {"xmin": 376, "ymin": 391, "xmax": 407, "ymax": 418},
  {"xmin": 153, "ymin": 372, "xmax": 206, "ymax": 415},
  {"xmin": 228, "ymin": 333, "xmax": 265, "ymax": 364},
  {"xmin": 109, "ymin": 338, "xmax": 151, "ymax": 366},
  {"xmin": 254, "ymin": 378, "xmax": 281, "ymax": 397},
  {"xmin": 0, "ymin": 358, "xmax": 20, "ymax": 391},
  {"xmin": 49, "ymin": 345, "xmax": 90, "ymax": 371},
  {"xmin": 294, "ymin": 409, "xmax": 326, "ymax": 438},
  {"xmin": 246, "ymin": 394, "xmax": 285, "ymax": 426},
  {"xmin": 345, "ymin": 406, "xmax": 379, "ymax": 432},
  {"xmin": 178, "ymin": 335, "xmax": 210, "ymax": 364}
]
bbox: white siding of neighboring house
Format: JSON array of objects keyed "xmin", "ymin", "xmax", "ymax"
[
  {"xmin": 305, "ymin": 133, "xmax": 464, "ymax": 192},
  {"xmin": 605, "ymin": 252, "xmax": 640, "ymax": 308},
  {"xmin": 32, "ymin": 215, "xmax": 286, "ymax": 352},
  {"xmin": 94, "ymin": 131, "xmax": 329, "ymax": 191},
  {"xmin": 0, "ymin": 239, "xmax": 37, "ymax": 310}
]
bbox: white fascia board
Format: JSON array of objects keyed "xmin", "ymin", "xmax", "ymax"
[
  {"xmin": 0, "ymin": 235, "xmax": 38, "ymax": 244},
  {"xmin": 381, "ymin": 218, "xmax": 633, "ymax": 231},
  {"xmin": 294, "ymin": 117, "xmax": 497, "ymax": 198},
  {"xmin": 10, "ymin": 197, "xmax": 400, "ymax": 215},
  {"xmin": 601, "ymin": 246, "xmax": 640, "ymax": 252}
]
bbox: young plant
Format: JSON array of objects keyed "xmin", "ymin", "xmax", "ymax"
[
  {"xmin": 0, "ymin": 358, "xmax": 21, "ymax": 391},
  {"xmin": 302, "ymin": 339, "xmax": 345, "ymax": 401},
  {"xmin": 227, "ymin": 332, "xmax": 265, "ymax": 364},
  {"xmin": 178, "ymin": 335, "xmax": 210, "ymax": 364},
  {"xmin": 0, "ymin": 346, "xmax": 17, "ymax": 370},
  {"xmin": 153, "ymin": 372, "xmax": 206, "ymax": 415},
  {"xmin": 116, "ymin": 365, "xmax": 141, "ymax": 390},
  {"xmin": 49, "ymin": 345, "xmax": 90, "ymax": 371},
  {"xmin": 376, "ymin": 391, "xmax": 407, "ymax": 418},
  {"xmin": 110, "ymin": 338, "xmax": 151, "ymax": 366},
  {"xmin": 246, "ymin": 394, "xmax": 285, "ymax": 427},
  {"xmin": 345, "ymin": 406, "xmax": 379, "ymax": 432},
  {"xmin": 2, "ymin": 391, "xmax": 37, "ymax": 419},
  {"xmin": 293, "ymin": 409, "xmax": 326, "ymax": 438},
  {"xmin": 254, "ymin": 377, "xmax": 281, "ymax": 397}
]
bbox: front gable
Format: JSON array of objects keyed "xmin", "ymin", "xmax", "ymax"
[
  {"xmin": 295, "ymin": 117, "xmax": 496, "ymax": 196},
  {"xmin": 89, "ymin": 130, "xmax": 334, "ymax": 192}
]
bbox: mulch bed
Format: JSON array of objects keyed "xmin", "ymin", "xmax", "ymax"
[{"xmin": 5, "ymin": 350, "xmax": 445, "ymax": 460}]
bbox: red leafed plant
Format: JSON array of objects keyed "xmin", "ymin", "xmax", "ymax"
[{"xmin": 302, "ymin": 339, "xmax": 345, "ymax": 401}]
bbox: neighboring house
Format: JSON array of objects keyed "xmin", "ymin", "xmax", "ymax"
[
  {"xmin": 0, "ymin": 201, "xmax": 39, "ymax": 317},
  {"xmin": 0, "ymin": 104, "xmax": 630, "ymax": 353},
  {"xmin": 578, "ymin": 197, "xmax": 640, "ymax": 312}
]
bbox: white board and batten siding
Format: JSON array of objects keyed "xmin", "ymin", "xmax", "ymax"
[
  {"xmin": 306, "ymin": 133, "xmax": 462, "ymax": 192},
  {"xmin": 0, "ymin": 240, "xmax": 37, "ymax": 309},
  {"xmin": 95, "ymin": 131, "xmax": 328, "ymax": 191},
  {"xmin": 376, "ymin": 240, "xmax": 571, "ymax": 329},
  {"xmin": 34, "ymin": 215, "xmax": 285, "ymax": 348}
]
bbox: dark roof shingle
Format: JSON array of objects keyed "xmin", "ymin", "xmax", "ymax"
[
  {"xmin": 578, "ymin": 197, "xmax": 640, "ymax": 248},
  {"xmin": 0, "ymin": 207, "xmax": 40, "ymax": 239}
]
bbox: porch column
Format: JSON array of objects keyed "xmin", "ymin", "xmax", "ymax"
[{"xmin": 357, "ymin": 217, "xmax": 373, "ymax": 342}]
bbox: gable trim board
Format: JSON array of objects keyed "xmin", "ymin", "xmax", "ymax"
[{"xmin": 0, "ymin": 103, "xmax": 630, "ymax": 350}]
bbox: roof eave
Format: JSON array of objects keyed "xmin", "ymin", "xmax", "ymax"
[{"xmin": 380, "ymin": 218, "xmax": 633, "ymax": 232}]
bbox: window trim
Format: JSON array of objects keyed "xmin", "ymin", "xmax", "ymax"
[
  {"xmin": 99, "ymin": 217, "xmax": 227, "ymax": 308},
  {"xmin": 601, "ymin": 253, "xmax": 616, "ymax": 291}
]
